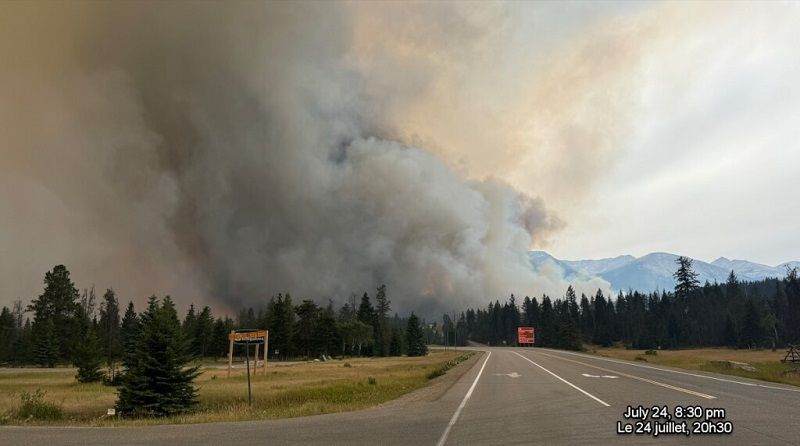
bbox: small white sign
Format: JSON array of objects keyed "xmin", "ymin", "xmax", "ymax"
[{"xmin": 107, "ymin": 408, "xmax": 116, "ymax": 416}]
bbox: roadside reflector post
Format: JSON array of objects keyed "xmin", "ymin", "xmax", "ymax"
[
  {"xmin": 264, "ymin": 330, "xmax": 269, "ymax": 376},
  {"xmin": 254, "ymin": 343, "xmax": 260, "ymax": 375},
  {"xmin": 227, "ymin": 330, "xmax": 234, "ymax": 378},
  {"xmin": 245, "ymin": 342, "xmax": 251, "ymax": 406}
]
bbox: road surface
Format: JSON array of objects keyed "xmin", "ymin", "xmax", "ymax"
[{"xmin": 4, "ymin": 347, "xmax": 800, "ymax": 445}]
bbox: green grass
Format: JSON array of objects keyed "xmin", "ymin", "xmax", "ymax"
[{"xmin": 0, "ymin": 351, "xmax": 468, "ymax": 426}]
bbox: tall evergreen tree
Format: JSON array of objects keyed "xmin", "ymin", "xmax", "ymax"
[
  {"xmin": 28, "ymin": 265, "xmax": 81, "ymax": 365},
  {"xmin": 120, "ymin": 301, "xmax": 140, "ymax": 353},
  {"xmin": 294, "ymin": 299, "xmax": 320, "ymax": 359},
  {"xmin": 211, "ymin": 317, "xmax": 234, "ymax": 358},
  {"xmin": 117, "ymin": 296, "xmax": 199, "ymax": 417},
  {"xmin": 357, "ymin": 292, "xmax": 375, "ymax": 356},
  {"xmin": 268, "ymin": 294, "xmax": 295, "ymax": 359},
  {"xmin": 539, "ymin": 296, "xmax": 556, "ymax": 347},
  {"xmin": 316, "ymin": 302, "xmax": 341, "ymax": 357},
  {"xmin": 673, "ymin": 256, "xmax": 700, "ymax": 299},
  {"xmin": 73, "ymin": 311, "xmax": 104, "ymax": 383},
  {"xmin": 739, "ymin": 299, "xmax": 764, "ymax": 349},
  {"xmin": 406, "ymin": 313, "xmax": 427, "ymax": 356},
  {"xmin": 182, "ymin": 304, "xmax": 197, "ymax": 351},
  {"xmin": 374, "ymin": 285, "xmax": 391, "ymax": 356},
  {"xmin": 0, "ymin": 307, "xmax": 14, "ymax": 363},
  {"xmin": 98, "ymin": 289, "xmax": 122, "ymax": 381},
  {"xmin": 193, "ymin": 306, "xmax": 214, "ymax": 357},
  {"xmin": 785, "ymin": 267, "xmax": 800, "ymax": 343}
]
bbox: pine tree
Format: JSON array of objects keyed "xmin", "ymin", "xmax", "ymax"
[
  {"xmin": 33, "ymin": 319, "xmax": 59, "ymax": 367},
  {"xmin": 211, "ymin": 317, "xmax": 234, "ymax": 358},
  {"xmin": 673, "ymin": 256, "xmax": 700, "ymax": 299},
  {"xmin": 74, "ymin": 323, "xmax": 104, "ymax": 382},
  {"xmin": 556, "ymin": 314, "xmax": 582, "ymax": 351},
  {"xmin": 116, "ymin": 296, "xmax": 199, "ymax": 417},
  {"xmin": 316, "ymin": 302, "xmax": 341, "ymax": 357},
  {"xmin": 12, "ymin": 316, "xmax": 34, "ymax": 366},
  {"xmin": 785, "ymin": 267, "xmax": 800, "ymax": 343},
  {"xmin": 294, "ymin": 299, "xmax": 320, "ymax": 359},
  {"xmin": 0, "ymin": 307, "xmax": 14, "ymax": 363},
  {"xmin": 268, "ymin": 294, "xmax": 295, "ymax": 359},
  {"xmin": 406, "ymin": 313, "xmax": 427, "ymax": 356},
  {"xmin": 539, "ymin": 296, "xmax": 556, "ymax": 347},
  {"xmin": 28, "ymin": 265, "xmax": 81, "ymax": 365},
  {"xmin": 120, "ymin": 301, "xmax": 140, "ymax": 354},
  {"xmin": 193, "ymin": 306, "xmax": 214, "ymax": 357},
  {"xmin": 98, "ymin": 289, "xmax": 122, "ymax": 381},
  {"xmin": 182, "ymin": 304, "xmax": 197, "ymax": 354},
  {"xmin": 374, "ymin": 285, "xmax": 391, "ymax": 356},
  {"xmin": 357, "ymin": 292, "xmax": 375, "ymax": 356}
]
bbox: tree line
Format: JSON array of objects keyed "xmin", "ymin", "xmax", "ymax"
[
  {"xmin": 455, "ymin": 257, "xmax": 800, "ymax": 351},
  {"xmin": 0, "ymin": 266, "xmax": 429, "ymax": 372}
]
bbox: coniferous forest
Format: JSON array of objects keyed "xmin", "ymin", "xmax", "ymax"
[
  {"xmin": 0, "ymin": 266, "xmax": 430, "ymax": 372},
  {"xmin": 3, "ymin": 257, "xmax": 798, "ymax": 375},
  {"xmin": 456, "ymin": 257, "xmax": 800, "ymax": 351}
]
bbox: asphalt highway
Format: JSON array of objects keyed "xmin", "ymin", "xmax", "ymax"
[{"xmin": 4, "ymin": 347, "xmax": 799, "ymax": 445}]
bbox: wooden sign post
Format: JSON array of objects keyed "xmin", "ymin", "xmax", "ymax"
[{"xmin": 227, "ymin": 329, "xmax": 269, "ymax": 405}]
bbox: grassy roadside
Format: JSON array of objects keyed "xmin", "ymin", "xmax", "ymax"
[
  {"xmin": 586, "ymin": 346, "xmax": 800, "ymax": 387},
  {"xmin": 0, "ymin": 350, "xmax": 473, "ymax": 426}
]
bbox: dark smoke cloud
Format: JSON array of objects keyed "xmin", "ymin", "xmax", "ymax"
[{"xmin": 0, "ymin": 2, "xmax": 606, "ymax": 314}]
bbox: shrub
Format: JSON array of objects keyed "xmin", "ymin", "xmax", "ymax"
[
  {"xmin": 367, "ymin": 376, "xmax": 377, "ymax": 385},
  {"xmin": 16, "ymin": 389, "xmax": 63, "ymax": 421},
  {"xmin": 343, "ymin": 362, "xmax": 352, "ymax": 368},
  {"xmin": 645, "ymin": 350, "xmax": 658, "ymax": 356},
  {"xmin": 426, "ymin": 353, "xmax": 474, "ymax": 379}
]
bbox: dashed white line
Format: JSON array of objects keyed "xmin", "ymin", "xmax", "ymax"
[
  {"xmin": 541, "ymin": 348, "xmax": 800, "ymax": 394},
  {"xmin": 437, "ymin": 351, "xmax": 492, "ymax": 446},
  {"xmin": 512, "ymin": 351, "xmax": 611, "ymax": 407},
  {"xmin": 530, "ymin": 349, "xmax": 716, "ymax": 400}
]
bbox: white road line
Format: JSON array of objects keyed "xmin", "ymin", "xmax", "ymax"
[
  {"xmin": 531, "ymin": 349, "xmax": 716, "ymax": 400},
  {"xmin": 512, "ymin": 351, "xmax": 611, "ymax": 407},
  {"xmin": 541, "ymin": 348, "xmax": 800, "ymax": 394},
  {"xmin": 436, "ymin": 351, "xmax": 492, "ymax": 446}
]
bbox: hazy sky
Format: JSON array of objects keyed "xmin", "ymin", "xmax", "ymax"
[
  {"xmin": 377, "ymin": 1, "xmax": 800, "ymax": 266},
  {"xmin": 538, "ymin": 2, "xmax": 800, "ymax": 265},
  {"xmin": 1, "ymin": 1, "xmax": 798, "ymax": 312}
]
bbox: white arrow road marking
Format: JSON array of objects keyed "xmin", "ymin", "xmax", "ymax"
[
  {"xmin": 494, "ymin": 372, "xmax": 521, "ymax": 378},
  {"xmin": 532, "ymin": 350, "xmax": 715, "ymax": 400},
  {"xmin": 582, "ymin": 373, "xmax": 619, "ymax": 378}
]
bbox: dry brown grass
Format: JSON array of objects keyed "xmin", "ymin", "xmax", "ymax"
[
  {"xmin": 0, "ymin": 351, "xmax": 469, "ymax": 426},
  {"xmin": 588, "ymin": 347, "xmax": 800, "ymax": 387}
]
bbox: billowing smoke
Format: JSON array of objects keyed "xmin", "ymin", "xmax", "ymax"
[{"xmin": 0, "ymin": 2, "xmax": 612, "ymax": 314}]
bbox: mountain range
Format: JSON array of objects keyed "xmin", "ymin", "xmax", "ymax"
[{"xmin": 529, "ymin": 251, "xmax": 800, "ymax": 293}]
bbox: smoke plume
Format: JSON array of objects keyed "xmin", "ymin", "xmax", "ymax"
[{"xmin": 0, "ymin": 2, "xmax": 615, "ymax": 314}]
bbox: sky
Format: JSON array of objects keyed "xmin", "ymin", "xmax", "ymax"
[
  {"xmin": 0, "ymin": 1, "xmax": 798, "ymax": 313},
  {"xmin": 366, "ymin": 0, "xmax": 800, "ymax": 267}
]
